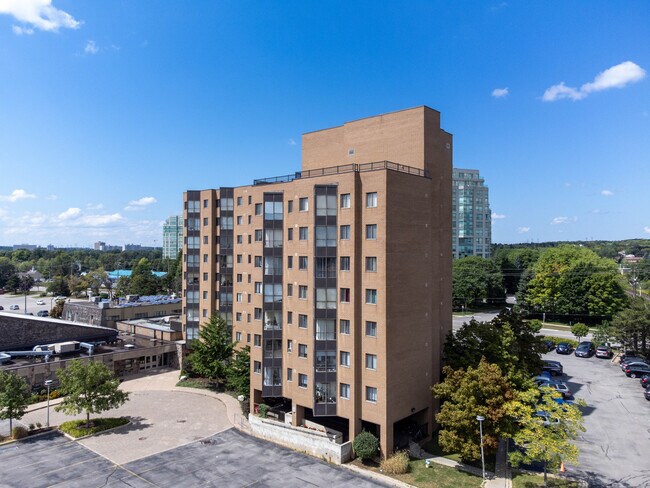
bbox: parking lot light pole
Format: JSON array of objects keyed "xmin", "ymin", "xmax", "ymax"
[
  {"xmin": 44, "ymin": 380, "xmax": 53, "ymax": 428},
  {"xmin": 476, "ymin": 415, "xmax": 486, "ymax": 479}
]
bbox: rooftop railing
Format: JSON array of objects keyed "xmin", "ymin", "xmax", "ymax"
[{"xmin": 253, "ymin": 160, "xmax": 429, "ymax": 185}]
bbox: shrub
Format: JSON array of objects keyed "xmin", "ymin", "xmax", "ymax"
[
  {"xmin": 353, "ymin": 430, "xmax": 379, "ymax": 460},
  {"xmin": 240, "ymin": 399, "xmax": 250, "ymax": 416},
  {"xmin": 58, "ymin": 418, "xmax": 128, "ymax": 438},
  {"xmin": 380, "ymin": 450, "xmax": 410, "ymax": 474},
  {"xmin": 28, "ymin": 423, "xmax": 35, "ymax": 431},
  {"xmin": 49, "ymin": 390, "xmax": 59, "ymax": 400},
  {"xmin": 35, "ymin": 422, "xmax": 42, "ymax": 429},
  {"xmin": 259, "ymin": 403, "xmax": 269, "ymax": 418},
  {"xmin": 542, "ymin": 336, "xmax": 578, "ymax": 348},
  {"xmin": 12, "ymin": 426, "xmax": 28, "ymax": 439}
]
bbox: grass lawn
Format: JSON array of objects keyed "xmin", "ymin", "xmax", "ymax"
[
  {"xmin": 352, "ymin": 458, "xmax": 482, "ymax": 488},
  {"xmin": 176, "ymin": 377, "xmax": 217, "ymax": 390},
  {"xmin": 59, "ymin": 417, "xmax": 128, "ymax": 438},
  {"xmin": 512, "ymin": 472, "xmax": 583, "ymax": 488},
  {"xmin": 423, "ymin": 433, "xmax": 496, "ymax": 473}
]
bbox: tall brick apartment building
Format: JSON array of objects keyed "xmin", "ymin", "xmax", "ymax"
[{"xmin": 182, "ymin": 106, "xmax": 452, "ymax": 455}]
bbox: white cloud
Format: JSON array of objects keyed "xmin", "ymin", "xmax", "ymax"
[
  {"xmin": 542, "ymin": 61, "xmax": 646, "ymax": 102},
  {"xmin": 58, "ymin": 207, "xmax": 81, "ymax": 220},
  {"xmin": 86, "ymin": 203, "xmax": 104, "ymax": 210},
  {"xmin": 12, "ymin": 24, "xmax": 33, "ymax": 35},
  {"xmin": 491, "ymin": 87, "xmax": 509, "ymax": 98},
  {"xmin": 601, "ymin": 189, "xmax": 614, "ymax": 197},
  {"xmin": 491, "ymin": 212, "xmax": 506, "ymax": 220},
  {"xmin": 518, "ymin": 227, "xmax": 530, "ymax": 233},
  {"xmin": 288, "ymin": 138, "xmax": 297, "ymax": 146},
  {"xmin": 644, "ymin": 226, "xmax": 650, "ymax": 234},
  {"xmin": 551, "ymin": 216, "xmax": 577, "ymax": 225},
  {"xmin": 80, "ymin": 213, "xmax": 123, "ymax": 226},
  {"xmin": 0, "ymin": 0, "xmax": 81, "ymax": 33},
  {"xmin": 84, "ymin": 40, "xmax": 98, "ymax": 55},
  {"xmin": 45, "ymin": 194, "xmax": 58, "ymax": 201},
  {"xmin": 125, "ymin": 196, "xmax": 157, "ymax": 211},
  {"xmin": 0, "ymin": 189, "xmax": 36, "ymax": 202}
]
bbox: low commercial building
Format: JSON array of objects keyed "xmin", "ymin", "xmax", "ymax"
[
  {"xmin": 62, "ymin": 295, "xmax": 182, "ymax": 329},
  {"xmin": 116, "ymin": 315, "xmax": 183, "ymax": 342}
]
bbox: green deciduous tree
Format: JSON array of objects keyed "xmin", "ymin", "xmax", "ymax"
[
  {"xmin": 444, "ymin": 310, "xmax": 546, "ymax": 388},
  {"xmin": 129, "ymin": 258, "xmax": 161, "ymax": 296},
  {"xmin": 611, "ymin": 297, "xmax": 650, "ymax": 356},
  {"xmin": 452, "ymin": 256, "xmax": 505, "ymax": 308},
  {"xmin": 49, "ymin": 299, "xmax": 65, "ymax": 319},
  {"xmin": 226, "ymin": 346, "xmax": 251, "ymax": 398},
  {"xmin": 593, "ymin": 321, "xmax": 613, "ymax": 345},
  {"xmin": 0, "ymin": 371, "xmax": 30, "ymax": 434},
  {"xmin": 0, "ymin": 257, "xmax": 17, "ymax": 288},
  {"xmin": 571, "ymin": 323, "xmax": 590, "ymax": 343},
  {"xmin": 187, "ymin": 314, "xmax": 235, "ymax": 386},
  {"xmin": 432, "ymin": 358, "xmax": 520, "ymax": 461},
  {"xmin": 510, "ymin": 388, "xmax": 585, "ymax": 487},
  {"xmin": 55, "ymin": 361, "xmax": 129, "ymax": 429},
  {"xmin": 47, "ymin": 276, "xmax": 70, "ymax": 297}
]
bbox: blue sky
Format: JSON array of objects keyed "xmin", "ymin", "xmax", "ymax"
[{"xmin": 0, "ymin": 1, "xmax": 648, "ymax": 247}]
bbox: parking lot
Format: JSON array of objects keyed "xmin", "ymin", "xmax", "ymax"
[{"xmin": 542, "ymin": 349, "xmax": 650, "ymax": 487}]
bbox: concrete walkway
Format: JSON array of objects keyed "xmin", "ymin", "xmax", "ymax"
[{"xmin": 484, "ymin": 438, "xmax": 512, "ymax": 488}]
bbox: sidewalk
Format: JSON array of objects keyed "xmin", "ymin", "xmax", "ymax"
[{"xmin": 484, "ymin": 438, "xmax": 512, "ymax": 488}]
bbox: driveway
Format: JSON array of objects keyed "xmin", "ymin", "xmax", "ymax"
[{"xmin": 542, "ymin": 351, "xmax": 650, "ymax": 487}]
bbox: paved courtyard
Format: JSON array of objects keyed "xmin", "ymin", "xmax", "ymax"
[{"xmin": 0, "ymin": 429, "xmax": 389, "ymax": 488}]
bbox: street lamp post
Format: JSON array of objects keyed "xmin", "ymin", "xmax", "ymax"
[
  {"xmin": 44, "ymin": 380, "xmax": 53, "ymax": 428},
  {"xmin": 476, "ymin": 415, "xmax": 486, "ymax": 479}
]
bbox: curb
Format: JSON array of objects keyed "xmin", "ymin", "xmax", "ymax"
[
  {"xmin": 59, "ymin": 418, "xmax": 131, "ymax": 441},
  {"xmin": 0, "ymin": 428, "xmax": 57, "ymax": 446},
  {"xmin": 340, "ymin": 462, "xmax": 416, "ymax": 488}
]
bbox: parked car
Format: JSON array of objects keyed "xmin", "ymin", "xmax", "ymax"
[
  {"xmin": 9, "ymin": 304, "xmax": 19, "ymax": 310},
  {"xmin": 543, "ymin": 340, "xmax": 555, "ymax": 351},
  {"xmin": 536, "ymin": 411, "xmax": 561, "ymax": 427},
  {"xmin": 623, "ymin": 362, "xmax": 650, "ymax": 378},
  {"xmin": 575, "ymin": 341, "xmax": 596, "ymax": 358},
  {"xmin": 542, "ymin": 360, "xmax": 563, "ymax": 376},
  {"xmin": 645, "ymin": 386, "xmax": 650, "ymax": 401},
  {"xmin": 640, "ymin": 374, "xmax": 650, "ymax": 389},
  {"xmin": 620, "ymin": 356, "xmax": 648, "ymax": 370},
  {"xmin": 36, "ymin": 310, "xmax": 49, "ymax": 317},
  {"xmin": 36, "ymin": 299, "xmax": 45, "ymax": 306},
  {"xmin": 545, "ymin": 381, "xmax": 572, "ymax": 399},
  {"xmin": 595, "ymin": 345, "xmax": 613, "ymax": 359},
  {"xmin": 0, "ymin": 305, "xmax": 4, "ymax": 310},
  {"xmin": 556, "ymin": 342, "xmax": 573, "ymax": 355}
]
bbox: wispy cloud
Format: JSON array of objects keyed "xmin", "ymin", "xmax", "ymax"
[
  {"xmin": 601, "ymin": 189, "xmax": 614, "ymax": 197},
  {"xmin": 125, "ymin": 196, "xmax": 157, "ymax": 211},
  {"xmin": 84, "ymin": 40, "xmax": 98, "ymax": 55},
  {"xmin": 87, "ymin": 203, "xmax": 104, "ymax": 210},
  {"xmin": 551, "ymin": 216, "xmax": 577, "ymax": 225},
  {"xmin": 0, "ymin": 189, "xmax": 36, "ymax": 202},
  {"xmin": 58, "ymin": 207, "xmax": 81, "ymax": 220},
  {"xmin": 491, "ymin": 87, "xmax": 509, "ymax": 98},
  {"xmin": 518, "ymin": 227, "xmax": 530, "ymax": 233},
  {"xmin": 45, "ymin": 194, "xmax": 58, "ymax": 201},
  {"xmin": 1, "ymin": 0, "xmax": 81, "ymax": 33},
  {"xmin": 643, "ymin": 226, "xmax": 650, "ymax": 234},
  {"xmin": 543, "ymin": 61, "xmax": 646, "ymax": 102},
  {"xmin": 491, "ymin": 212, "xmax": 506, "ymax": 220},
  {"xmin": 288, "ymin": 138, "xmax": 296, "ymax": 146}
]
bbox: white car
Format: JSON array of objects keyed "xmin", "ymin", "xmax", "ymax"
[
  {"xmin": 36, "ymin": 300, "xmax": 46, "ymax": 305},
  {"xmin": 9, "ymin": 304, "xmax": 19, "ymax": 310}
]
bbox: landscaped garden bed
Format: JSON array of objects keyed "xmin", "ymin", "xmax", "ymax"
[{"xmin": 59, "ymin": 417, "xmax": 129, "ymax": 438}]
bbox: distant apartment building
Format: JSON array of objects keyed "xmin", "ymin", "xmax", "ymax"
[
  {"xmin": 163, "ymin": 215, "xmax": 184, "ymax": 259},
  {"xmin": 93, "ymin": 241, "xmax": 121, "ymax": 252},
  {"xmin": 452, "ymin": 168, "xmax": 491, "ymax": 258},
  {"xmin": 12, "ymin": 244, "xmax": 38, "ymax": 251},
  {"xmin": 182, "ymin": 106, "xmax": 452, "ymax": 455}
]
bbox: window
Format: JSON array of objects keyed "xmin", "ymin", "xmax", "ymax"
[
  {"xmin": 365, "ymin": 224, "xmax": 377, "ymax": 239},
  {"xmin": 287, "ymin": 228, "xmax": 293, "ymax": 241},
  {"xmin": 202, "ymin": 290, "xmax": 208, "ymax": 300},
  {"xmin": 366, "ymin": 289, "xmax": 377, "ymax": 304},
  {"xmin": 287, "ymin": 256, "xmax": 293, "ymax": 269},
  {"xmin": 366, "ymin": 386, "xmax": 377, "ymax": 402},
  {"xmin": 264, "ymin": 283, "xmax": 282, "ymax": 303},
  {"xmin": 237, "ymin": 196, "xmax": 242, "ymax": 206},
  {"xmin": 236, "ymin": 293, "xmax": 243, "ymax": 303},
  {"xmin": 340, "ymin": 351, "xmax": 350, "ymax": 367},
  {"xmin": 236, "ymin": 215, "xmax": 243, "ymax": 225},
  {"xmin": 316, "ymin": 194, "xmax": 337, "ymax": 216},
  {"xmin": 315, "ymin": 226, "xmax": 336, "ymax": 247},
  {"xmin": 264, "ymin": 257, "xmax": 282, "ymax": 275},
  {"xmin": 254, "ymin": 282, "xmax": 262, "ymax": 294},
  {"xmin": 366, "ymin": 192, "xmax": 377, "ymax": 208},
  {"xmin": 264, "ymin": 229, "xmax": 283, "ymax": 248},
  {"xmin": 254, "ymin": 229, "xmax": 263, "ymax": 242},
  {"xmin": 340, "ymin": 383, "xmax": 350, "ymax": 399},
  {"xmin": 298, "ymin": 374, "xmax": 307, "ymax": 388},
  {"xmin": 299, "ymin": 197, "xmax": 308, "ymax": 211},
  {"xmin": 203, "ymin": 272, "xmax": 208, "ymax": 281},
  {"xmin": 340, "ymin": 193, "xmax": 351, "ymax": 208},
  {"xmin": 203, "ymin": 236, "xmax": 209, "ymax": 244},
  {"xmin": 298, "ymin": 314, "xmax": 308, "ymax": 328},
  {"xmin": 340, "ymin": 256, "xmax": 350, "ymax": 271},
  {"xmin": 287, "ymin": 339, "xmax": 293, "ymax": 352},
  {"xmin": 221, "ymin": 198, "xmax": 233, "ymax": 210},
  {"xmin": 316, "ymin": 257, "xmax": 336, "ymax": 278},
  {"xmin": 316, "ymin": 319, "xmax": 335, "ymax": 340},
  {"xmin": 287, "ymin": 200, "xmax": 293, "ymax": 213},
  {"xmin": 264, "ymin": 201, "xmax": 283, "ymax": 220},
  {"xmin": 236, "ymin": 273, "xmax": 243, "ymax": 283},
  {"xmin": 236, "ymin": 312, "xmax": 242, "ymax": 322},
  {"xmin": 203, "ymin": 217, "xmax": 208, "ymax": 226},
  {"xmin": 236, "ymin": 254, "xmax": 242, "ymax": 264},
  {"xmin": 365, "ymin": 256, "xmax": 377, "ymax": 272},
  {"xmin": 366, "ymin": 321, "xmax": 377, "ymax": 337},
  {"xmin": 316, "ymin": 288, "xmax": 337, "ymax": 309},
  {"xmin": 255, "ymin": 203, "xmax": 262, "ymax": 215},
  {"xmin": 254, "ymin": 256, "xmax": 262, "ymax": 267},
  {"xmin": 248, "ymin": 195, "xmax": 252, "ymax": 205},
  {"xmin": 254, "ymin": 334, "xmax": 261, "ymax": 347},
  {"xmin": 298, "ymin": 285, "xmax": 308, "ymax": 299},
  {"xmin": 236, "ymin": 331, "xmax": 242, "ymax": 341},
  {"xmin": 340, "ymin": 225, "xmax": 350, "ymax": 240},
  {"xmin": 298, "ymin": 344, "xmax": 307, "ymax": 358},
  {"xmin": 365, "ymin": 354, "xmax": 377, "ymax": 370},
  {"xmin": 221, "ymin": 217, "xmax": 233, "ymax": 230},
  {"xmin": 340, "ymin": 287, "xmax": 350, "ymax": 303},
  {"xmin": 299, "ymin": 227, "xmax": 308, "ymax": 240},
  {"xmin": 298, "ymin": 256, "xmax": 308, "ymax": 270},
  {"xmin": 287, "ymin": 311, "xmax": 293, "ymax": 324},
  {"xmin": 287, "ymin": 368, "xmax": 293, "ymax": 381},
  {"xmin": 287, "ymin": 283, "xmax": 293, "ymax": 296},
  {"xmin": 254, "ymin": 361, "xmax": 261, "ymax": 374},
  {"xmin": 340, "ymin": 319, "xmax": 350, "ymax": 335},
  {"xmin": 254, "ymin": 308, "xmax": 262, "ymax": 320},
  {"xmin": 202, "ymin": 199, "xmax": 208, "ymax": 209}
]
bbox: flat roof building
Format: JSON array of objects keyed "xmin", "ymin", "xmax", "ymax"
[
  {"xmin": 452, "ymin": 168, "xmax": 491, "ymax": 258},
  {"xmin": 163, "ymin": 215, "xmax": 184, "ymax": 260},
  {"xmin": 182, "ymin": 106, "xmax": 452, "ymax": 456}
]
